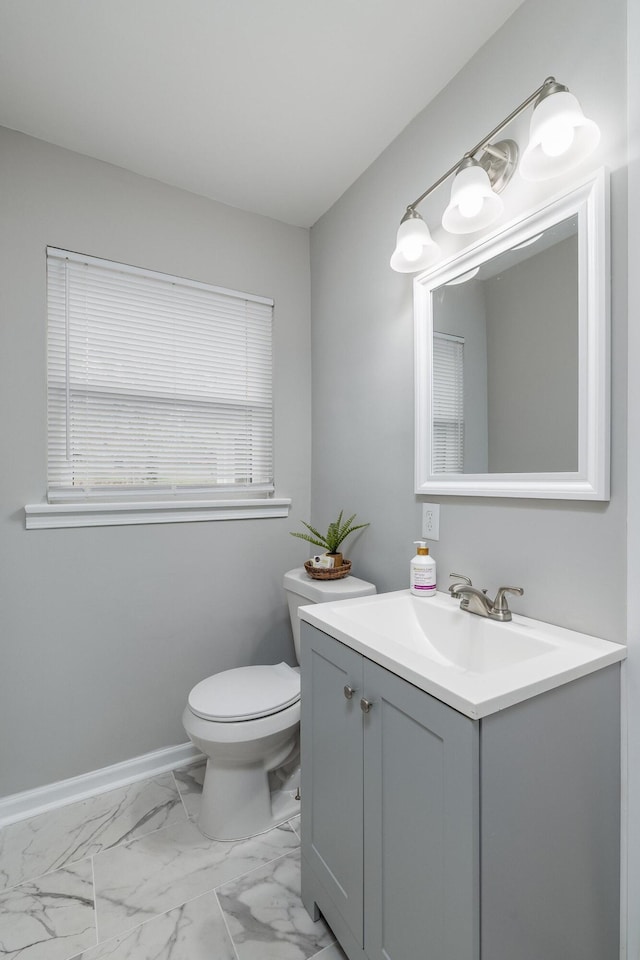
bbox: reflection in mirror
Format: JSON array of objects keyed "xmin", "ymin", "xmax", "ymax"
[
  {"xmin": 414, "ymin": 168, "xmax": 610, "ymax": 500},
  {"xmin": 432, "ymin": 216, "xmax": 578, "ymax": 474}
]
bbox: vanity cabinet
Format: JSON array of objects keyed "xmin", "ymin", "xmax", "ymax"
[{"xmin": 300, "ymin": 622, "xmax": 620, "ymax": 960}]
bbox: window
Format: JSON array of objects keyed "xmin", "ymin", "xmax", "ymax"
[
  {"xmin": 432, "ymin": 333, "xmax": 464, "ymax": 473},
  {"xmin": 25, "ymin": 249, "xmax": 291, "ymax": 529}
]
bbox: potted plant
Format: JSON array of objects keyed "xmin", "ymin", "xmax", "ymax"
[{"xmin": 291, "ymin": 510, "xmax": 369, "ymax": 579}]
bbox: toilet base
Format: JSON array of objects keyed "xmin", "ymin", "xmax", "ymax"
[
  {"xmin": 182, "ymin": 700, "xmax": 301, "ymax": 842},
  {"xmin": 198, "ymin": 758, "xmax": 300, "ymax": 841},
  {"xmin": 269, "ymin": 755, "xmax": 300, "ymax": 795}
]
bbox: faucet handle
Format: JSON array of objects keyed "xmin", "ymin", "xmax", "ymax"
[
  {"xmin": 450, "ymin": 572, "xmax": 472, "ymax": 584},
  {"xmin": 493, "ymin": 586, "xmax": 524, "ymax": 615},
  {"xmin": 449, "ymin": 572, "xmax": 472, "ymax": 595}
]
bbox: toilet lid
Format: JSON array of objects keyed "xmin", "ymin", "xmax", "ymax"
[{"xmin": 188, "ymin": 662, "xmax": 301, "ymax": 722}]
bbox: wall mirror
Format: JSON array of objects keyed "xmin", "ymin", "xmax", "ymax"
[{"xmin": 414, "ymin": 168, "xmax": 610, "ymax": 499}]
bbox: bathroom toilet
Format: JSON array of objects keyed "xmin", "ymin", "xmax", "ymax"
[{"xmin": 182, "ymin": 566, "xmax": 376, "ymax": 840}]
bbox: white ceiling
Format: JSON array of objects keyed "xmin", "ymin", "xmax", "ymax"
[{"xmin": 0, "ymin": 0, "xmax": 525, "ymax": 227}]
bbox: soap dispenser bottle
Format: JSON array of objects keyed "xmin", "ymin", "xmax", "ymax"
[{"xmin": 410, "ymin": 541, "xmax": 437, "ymax": 597}]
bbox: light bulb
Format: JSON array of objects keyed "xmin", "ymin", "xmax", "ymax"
[
  {"xmin": 442, "ymin": 160, "xmax": 503, "ymax": 234},
  {"xmin": 540, "ymin": 121, "xmax": 575, "ymax": 157},
  {"xmin": 400, "ymin": 238, "xmax": 424, "ymax": 261},
  {"xmin": 457, "ymin": 192, "xmax": 484, "ymax": 220},
  {"xmin": 390, "ymin": 214, "xmax": 441, "ymax": 273}
]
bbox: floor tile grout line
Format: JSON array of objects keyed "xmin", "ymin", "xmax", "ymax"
[
  {"xmin": 91, "ymin": 844, "xmax": 300, "ymax": 948},
  {"xmin": 1, "ymin": 793, "xmax": 302, "ymax": 955},
  {"xmin": 0, "ymin": 778, "xmax": 190, "ymax": 894},
  {"xmin": 214, "ymin": 888, "xmax": 242, "ymax": 960},
  {"xmin": 0, "ymin": 768, "xmax": 180, "ymax": 837},
  {"xmin": 91, "ymin": 854, "xmax": 100, "ymax": 946},
  {"xmin": 307, "ymin": 946, "xmax": 336, "ymax": 960},
  {"xmin": 93, "ymin": 799, "xmax": 193, "ymax": 860},
  {"xmin": 0, "ymin": 806, "xmax": 191, "ymax": 896},
  {"xmin": 0, "ymin": 852, "xmax": 97, "ymax": 896},
  {"xmin": 97, "ymin": 814, "xmax": 300, "ymax": 896},
  {"xmin": 3, "ymin": 821, "xmax": 320, "ymax": 960},
  {"xmin": 91, "ymin": 875, "xmax": 252, "ymax": 955},
  {"xmin": 212, "ymin": 844, "xmax": 300, "ymax": 892},
  {"xmin": 212, "ymin": 848, "xmax": 336, "ymax": 960},
  {"xmin": 84, "ymin": 886, "xmax": 228, "ymax": 955},
  {"xmin": 83, "ymin": 880, "xmax": 281, "ymax": 960},
  {"xmin": 309, "ymin": 943, "xmax": 341, "ymax": 960},
  {"xmin": 46, "ymin": 860, "xmax": 100, "ymax": 960},
  {"xmin": 91, "ymin": 817, "xmax": 300, "ymax": 919},
  {"xmin": 288, "ymin": 815, "xmax": 301, "ymax": 839},
  {"xmin": 0, "ymin": 828, "xmax": 300, "ymax": 913},
  {"xmin": 171, "ymin": 770, "xmax": 193, "ymax": 822},
  {"xmin": 95, "ymin": 843, "xmax": 302, "ymax": 946}
]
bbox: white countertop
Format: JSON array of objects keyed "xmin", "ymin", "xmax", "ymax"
[{"xmin": 299, "ymin": 589, "xmax": 626, "ymax": 719}]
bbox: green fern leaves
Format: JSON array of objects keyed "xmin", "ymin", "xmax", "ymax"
[{"xmin": 290, "ymin": 509, "xmax": 369, "ymax": 554}]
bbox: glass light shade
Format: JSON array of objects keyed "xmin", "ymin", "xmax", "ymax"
[
  {"xmin": 390, "ymin": 215, "xmax": 440, "ymax": 273},
  {"xmin": 445, "ymin": 266, "xmax": 480, "ymax": 285},
  {"xmin": 520, "ymin": 90, "xmax": 600, "ymax": 181},
  {"xmin": 441, "ymin": 163, "xmax": 503, "ymax": 235}
]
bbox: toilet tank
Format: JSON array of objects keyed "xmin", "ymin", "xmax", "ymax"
[{"xmin": 283, "ymin": 567, "xmax": 376, "ymax": 663}]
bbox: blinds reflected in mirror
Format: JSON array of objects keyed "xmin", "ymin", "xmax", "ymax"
[{"xmin": 432, "ymin": 333, "xmax": 464, "ymax": 473}]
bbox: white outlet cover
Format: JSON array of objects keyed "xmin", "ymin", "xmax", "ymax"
[{"xmin": 422, "ymin": 503, "xmax": 440, "ymax": 540}]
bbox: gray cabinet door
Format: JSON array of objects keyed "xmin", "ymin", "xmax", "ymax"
[
  {"xmin": 301, "ymin": 624, "xmax": 365, "ymax": 943},
  {"xmin": 362, "ymin": 660, "xmax": 479, "ymax": 960}
]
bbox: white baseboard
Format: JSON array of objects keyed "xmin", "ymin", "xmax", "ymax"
[{"xmin": 0, "ymin": 742, "xmax": 203, "ymax": 828}]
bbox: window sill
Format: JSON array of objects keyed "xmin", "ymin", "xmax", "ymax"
[{"xmin": 24, "ymin": 497, "xmax": 292, "ymax": 530}]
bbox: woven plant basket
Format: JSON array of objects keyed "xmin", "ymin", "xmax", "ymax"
[{"xmin": 304, "ymin": 559, "xmax": 352, "ymax": 581}]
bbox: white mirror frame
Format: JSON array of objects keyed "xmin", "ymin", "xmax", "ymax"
[{"xmin": 414, "ymin": 167, "xmax": 610, "ymax": 500}]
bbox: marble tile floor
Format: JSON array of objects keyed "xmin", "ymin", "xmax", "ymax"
[{"xmin": 0, "ymin": 762, "xmax": 347, "ymax": 960}]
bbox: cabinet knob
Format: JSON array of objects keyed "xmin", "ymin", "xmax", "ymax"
[
  {"xmin": 360, "ymin": 697, "xmax": 373, "ymax": 713},
  {"xmin": 344, "ymin": 684, "xmax": 356, "ymax": 700}
]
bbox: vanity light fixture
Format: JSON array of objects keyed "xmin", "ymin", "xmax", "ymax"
[{"xmin": 390, "ymin": 77, "xmax": 600, "ymax": 273}]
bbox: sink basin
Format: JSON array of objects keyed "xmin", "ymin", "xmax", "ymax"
[
  {"xmin": 334, "ymin": 592, "xmax": 553, "ymax": 674},
  {"xmin": 299, "ymin": 589, "xmax": 626, "ymax": 719}
]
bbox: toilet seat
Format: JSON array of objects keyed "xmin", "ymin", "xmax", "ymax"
[{"xmin": 188, "ymin": 662, "xmax": 300, "ymax": 722}]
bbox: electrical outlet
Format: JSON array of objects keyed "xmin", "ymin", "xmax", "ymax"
[{"xmin": 422, "ymin": 503, "xmax": 440, "ymax": 541}]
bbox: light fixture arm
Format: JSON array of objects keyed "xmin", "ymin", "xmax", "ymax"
[{"xmin": 405, "ymin": 77, "xmax": 559, "ymax": 215}]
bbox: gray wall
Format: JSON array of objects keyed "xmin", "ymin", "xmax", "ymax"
[
  {"xmin": 0, "ymin": 128, "xmax": 312, "ymax": 796},
  {"xmin": 485, "ymin": 235, "xmax": 578, "ymax": 472},
  {"xmin": 310, "ymin": 0, "xmax": 627, "ymax": 641}
]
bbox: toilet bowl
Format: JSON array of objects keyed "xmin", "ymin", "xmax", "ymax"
[{"xmin": 182, "ymin": 566, "xmax": 376, "ymax": 840}]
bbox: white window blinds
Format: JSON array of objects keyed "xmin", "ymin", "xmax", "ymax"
[
  {"xmin": 47, "ymin": 248, "xmax": 274, "ymax": 500},
  {"xmin": 432, "ymin": 333, "xmax": 464, "ymax": 473}
]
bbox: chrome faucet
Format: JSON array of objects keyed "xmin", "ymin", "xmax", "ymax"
[{"xmin": 448, "ymin": 573, "xmax": 524, "ymax": 622}]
